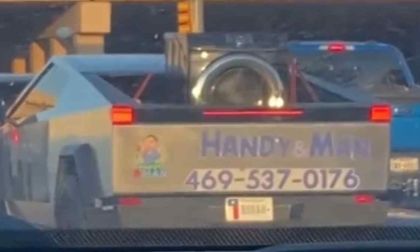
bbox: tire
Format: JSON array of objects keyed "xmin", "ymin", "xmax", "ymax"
[
  {"xmin": 54, "ymin": 170, "xmax": 86, "ymax": 229},
  {"xmin": 387, "ymin": 190, "xmax": 403, "ymax": 207}
]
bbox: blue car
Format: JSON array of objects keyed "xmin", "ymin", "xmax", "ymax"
[{"xmin": 288, "ymin": 41, "xmax": 420, "ymax": 203}]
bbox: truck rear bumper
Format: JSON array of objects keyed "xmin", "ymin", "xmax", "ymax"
[
  {"xmin": 88, "ymin": 195, "xmax": 389, "ymax": 229},
  {"xmin": 388, "ymin": 152, "xmax": 420, "ymax": 202}
]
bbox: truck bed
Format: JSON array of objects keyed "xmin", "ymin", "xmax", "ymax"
[{"xmin": 111, "ymin": 106, "xmax": 390, "ymax": 195}]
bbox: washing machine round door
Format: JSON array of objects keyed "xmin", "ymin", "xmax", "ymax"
[{"xmin": 192, "ymin": 54, "xmax": 284, "ymax": 108}]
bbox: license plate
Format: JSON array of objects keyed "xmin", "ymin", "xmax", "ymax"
[
  {"xmin": 225, "ymin": 197, "xmax": 273, "ymax": 222},
  {"xmin": 185, "ymin": 168, "xmax": 360, "ymax": 192},
  {"xmin": 390, "ymin": 158, "xmax": 419, "ymax": 172}
]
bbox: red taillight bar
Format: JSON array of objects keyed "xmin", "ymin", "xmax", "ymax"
[
  {"xmin": 370, "ymin": 104, "xmax": 392, "ymax": 123},
  {"xmin": 111, "ymin": 105, "xmax": 135, "ymax": 125},
  {"xmin": 328, "ymin": 43, "xmax": 346, "ymax": 53},
  {"xmin": 203, "ymin": 109, "xmax": 304, "ymax": 117},
  {"xmin": 118, "ymin": 197, "xmax": 142, "ymax": 206},
  {"xmin": 319, "ymin": 42, "xmax": 354, "ymax": 53},
  {"xmin": 353, "ymin": 194, "xmax": 374, "ymax": 205},
  {"xmin": 11, "ymin": 127, "xmax": 20, "ymax": 144}
]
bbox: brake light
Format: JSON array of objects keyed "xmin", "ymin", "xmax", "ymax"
[
  {"xmin": 11, "ymin": 127, "xmax": 20, "ymax": 144},
  {"xmin": 111, "ymin": 105, "xmax": 135, "ymax": 125},
  {"xmin": 203, "ymin": 109, "xmax": 304, "ymax": 117},
  {"xmin": 353, "ymin": 194, "xmax": 374, "ymax": 205},
  {"xmin": 370, "ymin": 104, "xmax": 391, "ymax": 123},
  {"xmin": 118, "ymin": 197, "xmax": 142, "ymax": 206},
  {"xmin": 328, "ymin": 42, "xmax": 346, "ymax": 52},
  {"xmin": 319, "ymin": 42, "xmax": 354, "ymax": 53}
]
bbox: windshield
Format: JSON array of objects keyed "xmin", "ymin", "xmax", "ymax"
[{"xmin": 291, "ymin": 46, "xmax": 412, "ymax": 92}]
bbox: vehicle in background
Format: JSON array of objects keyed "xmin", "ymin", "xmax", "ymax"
[
  {"xmin": 288, "ymin": 41, "xmax": 420, "ymax": 205},
  {"xmin": 0, "ymin": 33, "xmax": 390, "ymax": 229},
  {"xmin": 407, "ymin": 55, "xmax": 420, "ymax": 84}
]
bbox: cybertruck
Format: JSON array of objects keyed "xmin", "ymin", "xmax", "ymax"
[{"xmin": 0, "ymin": 33, "xmax": 390, "ymax": 229}]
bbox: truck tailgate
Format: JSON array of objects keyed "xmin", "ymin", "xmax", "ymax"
[{"xmin": 112, "ymin": 122, "xmax": 389, "ymax": 194}]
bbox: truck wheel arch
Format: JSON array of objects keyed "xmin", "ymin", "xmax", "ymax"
[{"xmin": 56, "ymin": 143, "xmax": 102, "ymax": 207}]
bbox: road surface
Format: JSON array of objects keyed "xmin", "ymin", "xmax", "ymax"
[
  {"xmin": 387, "ymin": 208, "xmax": 420, "ymax": 225},
  {"xmin": 1, "ymin": 207, "xmax": 419, "ymax": 229}
]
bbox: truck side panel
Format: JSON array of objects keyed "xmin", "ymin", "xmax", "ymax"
[
  {"xmin": 47, "ymin": 107, "xmax": 113, "ymax": 200},
  {"xmin": 12, "ymin": 121, "xmax": 49, "ymax": 202}
]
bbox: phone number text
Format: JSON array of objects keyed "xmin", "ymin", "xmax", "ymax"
[{"xmin": 184, "ymin": 168, "xmax": 360, "ymax": 192}]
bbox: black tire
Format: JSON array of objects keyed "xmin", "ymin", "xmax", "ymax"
[
  {"xmin": 388, "ymin": 192, "xmax": 404, "ymax": 208},
  {"xmin": 54, "ymin": 170, "xmax": 86, "ymax": 229}
]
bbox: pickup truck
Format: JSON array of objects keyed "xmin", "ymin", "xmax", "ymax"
[
  {"xmin": 288, "ymin": 41, "xmax": 420, "ymax": 205},
  {"xmin": 0, "ymin": 33, "xmax": 390, "ymax": 229}
]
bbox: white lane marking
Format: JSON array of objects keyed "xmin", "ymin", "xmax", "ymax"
[{"xmin": 388, "ymin": 208, "xmax": 420, "ymax": 219}]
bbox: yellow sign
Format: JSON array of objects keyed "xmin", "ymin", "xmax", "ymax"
[
  {"xmin": 177, "ymin": 0, "xmax": 192, "ymax": 33},
  {"xmin": 225, "ymin": 197, "xmax": 273, "ymax": 222},
  {"xmin": 390, "ymin": 158, "xmax": 419, "ymax": 172}
]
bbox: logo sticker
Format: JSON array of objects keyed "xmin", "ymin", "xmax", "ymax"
[{"xmin": 134, "ymin": 134, "xmax": 167, "ymax": 177}]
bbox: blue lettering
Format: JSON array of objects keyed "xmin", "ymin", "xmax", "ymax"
[
  {"xmin": 277, "ymin": 138, "xmax": 291, "ymax": 156},
  {"xmin": 354, "ymin": 138, "xmax": 372, "ymax": 158},
  {"xmin": 201, "ymin": 130, "xmax": 220, "ymax": 156},
  {"xmin": 260, "ymin": 136, "xmax": 275, "ymax": 157},
  {"xmin": 310, "ymin": 132, "xmax": 333, "ymax": 157},
  {"xmin": 240, "ymin": 137, "xmax": 258, "ymax": 157},
  {"xmin": 222, "ymin": 136, "xmax": 238, "ymax": 157},
  {"xmin": 200, "ymin": 130, "xmax": 371, "ymax": 159},
  {"xmin": 335, "ymin": 136, "xmax": 351, "ymax": 158}
]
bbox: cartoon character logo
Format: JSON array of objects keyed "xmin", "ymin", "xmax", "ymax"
[{"xmin": 134, "ymin": 135, "xmax": 166, "ymax": 177}]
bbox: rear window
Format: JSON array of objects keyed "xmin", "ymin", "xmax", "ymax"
[
  {"xmin": 290, "ymin": 45, "xmax": 411, "ymax": 92},
  {"xmin": 276, "ymin": 63, "xmax": 352, "ymax": 103}
]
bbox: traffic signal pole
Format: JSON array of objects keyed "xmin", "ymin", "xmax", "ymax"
[
  {"xmin": 177, "ymin": 0, "xmax": 204, "ymax": 33},
  {"xmin": 191, "ymin": 0, "xmax": 204, "ymax": 32}
]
